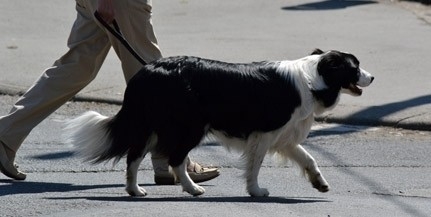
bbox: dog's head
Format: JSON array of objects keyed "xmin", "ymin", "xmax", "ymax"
[{"xmin": 311, "ymin": 48, "xmax": 374, "ymax": 96}]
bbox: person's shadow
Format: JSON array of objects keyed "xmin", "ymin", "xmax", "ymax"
[{"xmin": 0, "ymin": 179, "xmax": 125, "ymax": 196}]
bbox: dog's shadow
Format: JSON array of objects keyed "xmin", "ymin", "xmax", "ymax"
[
  {"xmin": 0, "ymin": 180, "xmax": 329, "ymax": 204},
  {"xmin": 47, "ymin": 195, "xmax": 330, "ymax": 204}
]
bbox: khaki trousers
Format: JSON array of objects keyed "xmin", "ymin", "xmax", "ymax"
[{"xmin": 0, "ymin": 0, "xmax": 162, "ymax": 153}]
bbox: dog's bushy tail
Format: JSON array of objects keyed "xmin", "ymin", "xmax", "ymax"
[{"xmin": 64, "ymin": 111, "xmax": 129, "ymax": 164}]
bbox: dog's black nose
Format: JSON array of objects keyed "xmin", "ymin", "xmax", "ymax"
[{"xmin": 370, "ymin": 76, "xmax": 375, "ymax": 83}]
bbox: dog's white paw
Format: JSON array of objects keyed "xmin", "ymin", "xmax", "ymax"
[
  {"xmin": 126, "ymin": 185, "xmax": 147, "ymax": 197},
  {"xmin": 310, "ymin": 173, "xmax": 330, "ymax": 193},
  {"xmin": 248, "ymin": 187, "xmax": 270, "ymax": 197},
  {"xmin": 183, "ymin": 184, "xmax": 205, "ymax": 196}
]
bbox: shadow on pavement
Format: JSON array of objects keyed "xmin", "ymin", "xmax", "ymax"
[
  {"xmin": 282, "ymin": 0, "xmax": 377, "ymax": 10},
  {"xmin": 315, "ymin": 94, "xmax": 431, "ymax": 133},
  {"xmin": 0, "ymin": 179, "xmax": 329, "ymax": 204},
  {"xmin": 0, "ymin": 180, "xmax": 217, "ymax": 196},
  {"xmin": 344, "ymin": 94, "xmax": 431, "ymax": 129},
  {"xmin": 31, "ymin": 151, "xmax": 75, "ymax": 160},
  {"xmin": 45, "ymin": 195, "xmax": 331, "ymax": 204},
  {"xmin": 0, "ymin": 180, "xmax": 126, "ymax": 196},
  {"xmin": 402, "ymin": 0, "xmax": 431, "ymax": 5}
]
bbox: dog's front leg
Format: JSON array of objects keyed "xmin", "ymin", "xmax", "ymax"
[
  {"xmin": 289, "ymin": 144, "xmax": 329, "ymax": 192},
  {"xmin": 245, "ymin": 153, "xmax": 268, "ymax": 197},
  {"xmin": 172, "ymin": 160, "xmax": 205, "ymax": 196},
  {"xmin": 244, "ymin": 135, "xmax": 271, "ymax": 197}
]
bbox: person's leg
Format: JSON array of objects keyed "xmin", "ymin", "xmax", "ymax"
[
  {"xmin": 112, "ymin": 0, "xmax": 163, "ymax": 82},
  {"xmin": 0, "ymin": 0, "xmax": 111, "ymax": 180},
  {"xmin": 85, "ymin": 0, "xmax": 162, "ymax": 83}
]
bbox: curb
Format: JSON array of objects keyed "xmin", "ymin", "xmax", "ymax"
[
  {"xmin": 315, "ymin": 115, "xmax": 431, "ymax": 131},
  {"xmin": 0, "ymin": 88, "xmax": 123, "ymax": 105},
  {"xmin": 392, "ymin": 0, "xmax": 431, "ymax": 24}
]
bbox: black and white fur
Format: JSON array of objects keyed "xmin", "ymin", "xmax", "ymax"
[{"xmin": 65, "ymin": 49, "xmax": 374, "ymax": 197}]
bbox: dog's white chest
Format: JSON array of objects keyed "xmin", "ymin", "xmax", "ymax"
[{"xmin": 271, "ymin": 114, "xmax": 314, "ymax": 151}]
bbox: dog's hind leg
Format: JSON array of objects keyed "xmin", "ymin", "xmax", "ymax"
[
  {"xmin": 124, "ymin": 133, "xmax": 157, "ymax": 196},
  {"xmin": 171, "ymin": 160, "xmax": 205, "ymax": 196},
  {"xmin": 244, "ymin": 133, "xmax": 272, "ymax": 197},
  {"xmin": 167, "ymin": 123, "xmax": 206, "ymax": 196},
  {"xmin": 125, "ymin": 155, "xmax": 147, "ymax": 196},
  {"xmin": 288, "ymin": 144, "xmax": 329, "ymax": 192}
]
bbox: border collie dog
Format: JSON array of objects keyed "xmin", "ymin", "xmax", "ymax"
[{"xmin": 65, "ymin": 49, "xmax": 374, "ymax": 197}]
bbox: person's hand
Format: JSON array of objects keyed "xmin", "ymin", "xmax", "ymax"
[{"xmin": 97, "ymin": 0, "xmax": 115, "ymax": 23}]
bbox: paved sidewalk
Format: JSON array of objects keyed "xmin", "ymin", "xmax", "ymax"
[{"xmin": 0, "ymin": 0, "xmax": 430, "ymax": 130}]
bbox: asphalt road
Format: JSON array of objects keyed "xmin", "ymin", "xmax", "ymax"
[
  {"xmin": 1, "ymin": 95, "xmax": 430, "ymax": 217},
  {"xmin": 1, "ymin": 0, "xmax": 431, "ymax": 216}
]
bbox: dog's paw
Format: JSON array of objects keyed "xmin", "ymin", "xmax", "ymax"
[
  {"xmin": 125, "ymin": 185, "xmax": 147, "ymax": 197},
  {"xmin": 183, "ymin": 184, "xmax": 205, "ymax": 196},
  {"xmin": 248, "ymin": 187, "xmax": 270, "ymax": 197},
  {"xmin": 312, "ymin": 180, "xmax": 330, "ymax": 193},
  {"xmin": 311, "ymin": 174, "xmax": 330, "ymax": 193}
]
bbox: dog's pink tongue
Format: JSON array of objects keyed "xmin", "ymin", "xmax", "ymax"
[{"xmin": 349, "ymin": 84, "xmax": 362, "ymax": 95}]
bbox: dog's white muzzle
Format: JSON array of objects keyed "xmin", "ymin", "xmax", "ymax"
[
  {"xmin": 343, "ymin": 68, "xmax": 374, "ymax": 96},
  {"xmin": 357, "ymin": 68, "xmax": 374, "ymax": 87}
]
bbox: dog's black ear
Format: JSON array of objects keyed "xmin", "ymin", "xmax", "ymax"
[{"xmin": 311, "ymin": 48, "xmax": 324, "ymax": 55}]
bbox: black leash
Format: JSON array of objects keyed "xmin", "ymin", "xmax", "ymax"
[{"xmin": 94, "ymin": 11, "xmax": 147, "ymax": 65}]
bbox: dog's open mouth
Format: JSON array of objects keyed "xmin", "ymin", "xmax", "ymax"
[{"xmin": 348, "ymin": 83, "xmax": 363, "ymax": 96}]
